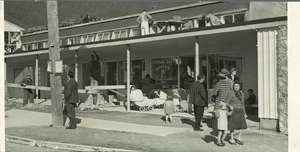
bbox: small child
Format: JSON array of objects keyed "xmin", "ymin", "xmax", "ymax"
[
  {"xmin": 164, "ymin": 95, "xmax": 176, "ymax": 123},
  {"xmin": 215, "ymin": 101, "xmax": 233, "ymax": 146}
]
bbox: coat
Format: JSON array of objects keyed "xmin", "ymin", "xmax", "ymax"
[
  {"xmin": 20, "ymin": 77, "xmax": 33, "ymax": 93},
  {"xmin": 141, "ymin": 78, "xmax": 155, "ymax": 97},
  {"xmin": 189, "ymin": 81, "xmax": 207, "ymax": 106},
  {"xmin": 64, "ymin": 78, "xmax": 78, "ymax": 103}
]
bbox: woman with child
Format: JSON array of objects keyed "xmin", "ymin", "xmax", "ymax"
[{"xmin": 226, "ymin": 82, "xmax": 247, "ymax": 145}]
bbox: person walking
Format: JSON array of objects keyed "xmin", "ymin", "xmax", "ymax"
[
  {"xmin": 20, "ymin": 73, "xmax": 34, "ymax": 106},
  {"xmin": 226, "ymin": 82, "xmax": 247, "ymax": 145},
  {"xmin": 189, "ymin": 74, "xmax": 207, "ymax": 131},
  {"xmin": 136, "ymin": 10, "xmax": 156, "ymax": 35},
  {"xmin": 213, "ymin": 68, "xmax": 232, "ymax": 106},
  {"xmin": 64, "ymin": 71, "xmax": 79, "ymax": 129}
]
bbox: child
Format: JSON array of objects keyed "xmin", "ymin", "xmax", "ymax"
[
  {"xmin": 164, "ymin": 95, "xmax": 176, "ymax": 123},
  {"xmin": 215, "ymin": 101, "xmax": 233, "ymax": 146}
]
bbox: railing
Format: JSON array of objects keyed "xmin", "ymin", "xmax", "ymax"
[{"xmin": 14, "ymin": 10, "xmax": 247, "ymax": 53}]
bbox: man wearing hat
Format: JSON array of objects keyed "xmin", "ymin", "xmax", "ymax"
[
  {"xmin": 64, "ymin": 71, "xmax": 78, "ymax": 129},
  {"xmin": 20, "ymin": 73, "xmax": 34, "ymax": 106},
  {"xmin": 213, "ymin": 68, "xmax": 232, "ymax": 107}
]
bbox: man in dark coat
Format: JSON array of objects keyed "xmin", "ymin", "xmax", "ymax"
[
  {"xmin": 64, "ymin": 71, "xmax": 78, "ymax": 129},
  {"xmin": 189, "ymin": 74, "xmax": 207, "ymax": 131},
  {"xmin": 140, "ymin": 74, "xmax": 155, "ymax": 97},
  {"xmin": 20, "ymin": 73, "xmax": 34, "ymax": 106}
]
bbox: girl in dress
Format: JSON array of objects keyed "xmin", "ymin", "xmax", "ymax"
[
  {"xmin": 164, "ymin": 95, "xmax": 176, "ymax": 123},
  {"xmin": 215, "ymin": 101, "xmax": 233, "ymax": 146}
]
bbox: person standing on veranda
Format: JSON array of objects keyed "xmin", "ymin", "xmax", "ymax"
[
  {"xmin": 88, "ymin": 51, "xmax": 100, "ymax": 104},
  {"xmin": 20, "ymin": 73, "xmax": 34, "ymax": 106},
  {"xmin": 136, "ymin": 10, "xmax": 156, "ymax": 35}
]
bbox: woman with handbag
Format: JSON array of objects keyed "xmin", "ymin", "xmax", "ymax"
[{"xmin": 226, "ymin": 82, "xmax": 247, "ymax": 145}]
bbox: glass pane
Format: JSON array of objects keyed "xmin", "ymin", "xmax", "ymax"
[
  {"xmin": 224, "ymin": 15, "xmax": 233, "ymax": 24},
  {"xmin": 107, "ymin": 62, "xmax": 117, "ymax": 85},
  {"xmin": 234, "ymin": 13, "xmax": 245, "ymax": 23},
  {"xmin": 118, "ymin": 60, "xmax": 144, "ymax": 86},
  {"xmin": 152, "ymin": 57, "xmax": 178, "ymax": 89},
  {"xmin": 179, "ymin": 56, "xmax": 195, "ymax": 89},
  {"xmin": 208, "ymin": 52, "xmax": 243, "ymax": 89}
]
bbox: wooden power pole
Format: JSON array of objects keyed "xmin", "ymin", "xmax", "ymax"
[{"xmin": 47, "ymin": 1, "xmax": 63, "ymax": 126}]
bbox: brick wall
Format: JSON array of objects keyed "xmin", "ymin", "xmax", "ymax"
[{"xmin": 277, "ymin": 25, "xmax": 288, "ymax": 134}]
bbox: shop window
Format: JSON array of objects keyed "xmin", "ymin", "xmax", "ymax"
[
  {"xmin": 207, "ymin": 53, "xmax": 243, "ymax": 89},
  {"xmin": 118, "ymin": 60, "xmax": 145, "ymax": 87},
  {"xmin": 151, "ymin": 57, "xmax": 178, "ymax": 89}
]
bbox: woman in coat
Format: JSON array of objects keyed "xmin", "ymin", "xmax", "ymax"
[{"xmin": 226, "ymin": 82, "xmax": 247, "ymax": 145}]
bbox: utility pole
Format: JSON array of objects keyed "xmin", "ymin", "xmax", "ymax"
[{"xmin": 47, "ymin": 1, "xmax": 63, "ymax": 126}]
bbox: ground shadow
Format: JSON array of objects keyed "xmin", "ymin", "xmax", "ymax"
[
  {"xmin": 180, "ymin": 118, "xmax": 195, "ymax": 127},
  {"xmin": 202, "ymin": 135, "xmax": 216, "ymax": 144},
  {"xmin": 160, "ymin": 116, "xmax": 166, "ymax": 122}
]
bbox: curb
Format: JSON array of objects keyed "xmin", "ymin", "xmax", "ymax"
[{"xmin": 6, "ymin": 135, "xmax": 137, "ymax": 152}]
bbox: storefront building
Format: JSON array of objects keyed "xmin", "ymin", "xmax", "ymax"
[{"xmin": 5, "ymin": 2, "xmax": 287, "ymax": 132}]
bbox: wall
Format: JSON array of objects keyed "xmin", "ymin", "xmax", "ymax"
[
  {"xmin": 249, "ymin": 2, "xmax": 286, "ymax": 20},
  {"xmin": 277, "ymin": 25, "xmax": 288, "ymax": 134}
]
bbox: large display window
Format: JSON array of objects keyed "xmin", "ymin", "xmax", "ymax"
[{"xmin": 151, "ymin": 57, "xmax": 178, "ymax": 89}]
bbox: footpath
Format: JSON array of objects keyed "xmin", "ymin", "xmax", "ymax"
[{"xmin": 4, "ymin": 100, "xmax": 287, "ymax": 152}]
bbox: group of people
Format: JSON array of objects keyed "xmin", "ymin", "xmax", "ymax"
[
  {"xmin": 136, "ymin": 9, "xmax": 225, "ymax": 36},
  {"xmin": 186, "ymin": 68, "xmax": 248, "ymax": 147}
]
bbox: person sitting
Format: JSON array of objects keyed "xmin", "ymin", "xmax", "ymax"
[{"xmin": 246, "ymin": 89, "xmax": 256, "ymax": 107}]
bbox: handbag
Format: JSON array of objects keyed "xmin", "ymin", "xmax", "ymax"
[{"xmin": 212, "ymin": 90, "xmax": 220, "ymax": 102}]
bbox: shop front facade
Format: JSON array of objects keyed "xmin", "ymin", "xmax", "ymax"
[{"xmin": 5, "ymin": 2, "xmax": 287, "ymax": 132}]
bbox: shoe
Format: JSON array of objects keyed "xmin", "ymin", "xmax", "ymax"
[
  {"xmin": 229, "ymin": 140, "xmax": 237, "ymax": 145},
  {"xmin": 66, "ymin": 126, "xmax": 73, "ymax": 129},
  {"xmin": 236, "ymin": 140, "xmax": 244, "ymax": 145},
  {"xmin": 216, "ymin": 142, "xmax": 225, "ymax": 147},
  {"xmin": 194, "ymin": 128, "xmax": 204, "ymax": 131}
]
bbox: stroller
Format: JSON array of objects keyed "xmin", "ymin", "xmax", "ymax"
[
  {"xmin": 149, "ymin": 89, "xmax": 168, "ymax": 108},
  {"xmin": 172, "ymin": 89, "xmax": 190, "ymax": 113},
  {"xmin": 130, "ymin": 89, "xmax": 156, "ymax": 112}
]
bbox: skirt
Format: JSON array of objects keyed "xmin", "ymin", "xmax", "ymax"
[
  {"xmin": 164, "ymin": 106, "xmax": 174, "ymax": 115},
  {"xmin": 228, "ymin": 108, "xmax": 247, "ymax": 130}
]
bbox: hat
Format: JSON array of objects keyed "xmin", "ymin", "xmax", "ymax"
[
  {"xmin": 68, "ymin": 71, "xmax": 74, "ymax": 77},
  {"xmin": 218, "ymin": 68, "xmax": 229, "ymax": 78},
  {"xmin": 27, "ymin": 73, "xmax": 32, "ymax": 76}
]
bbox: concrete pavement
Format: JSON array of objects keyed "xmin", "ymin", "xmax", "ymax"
[{"xmin": 5, "ymin": 109, "xmax": 191, "ymax": 136}]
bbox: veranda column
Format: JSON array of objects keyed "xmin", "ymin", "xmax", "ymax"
[
  {"xmin": 75, "ymin": 50, "xmax": 78, "ymax": 82},
  {"xmin": 126, "ymin": 44, "xmax": 131, "ymax": 111},
  {"xmin": 257, "ymin": 29, "xmax": 278, "ymax": 131},
  {"xmin": 195, "ymin": 36, "xmax": 200, "ymax": 81},
  {"xmin": 35, "ymin": 55, "xmax": 39, "ymax": 99}
]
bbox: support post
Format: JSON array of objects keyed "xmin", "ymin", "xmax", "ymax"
[
  {"xmin": 47, "ymin": 1, "xmax": 63, "ymax": 126},
  {"xmin": 126, "ymin": 44, "xmax": 131, "ymax": 111},
  {"xmin": 195, "ymin": 36, "xmax": 200, "ymax": 81},
  {"xmin": 177, "ymin": 57, "xmax": 180, "ymax": 89},
  {"xmin": 75, "ymin": 50, "xmax": 78, "ymax": 82},
  {"xmin": 35, "ymin": 55, "xmax": 39, "ymax": 99}
]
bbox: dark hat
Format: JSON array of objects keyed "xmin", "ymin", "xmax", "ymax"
[
  {"xmin": 68, "ymin": 71, "xmax": 74, "ymax": 77},
  {"xmin": 218, "ymin": 68, "xmax": 229, "ymax": 78}
]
